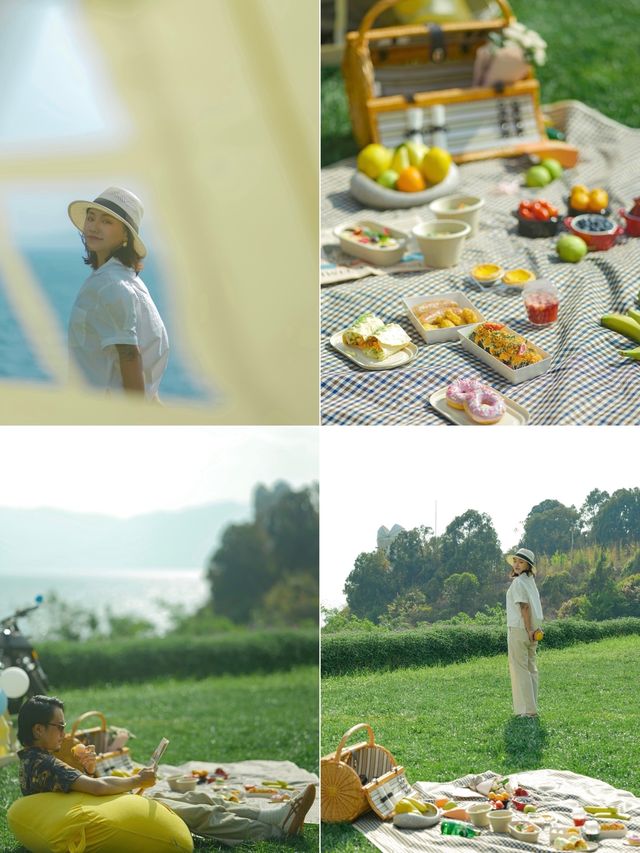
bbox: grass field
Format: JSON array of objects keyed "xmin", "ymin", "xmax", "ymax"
[
  {"xmin": 321, "ymin": 635, "xmax": 640, "ymax": 851},
  {"xmin": 0, "ymin": 666, "xmax": 318, "ymax": 853},
  {"xmin": 321, "ymin": 0, "xmax": 640, "ymax": 165}
]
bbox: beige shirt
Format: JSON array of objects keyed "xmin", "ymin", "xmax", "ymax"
[{"xmin": 506, "ymin": 573, "xmax": 543, "ymax": 629}]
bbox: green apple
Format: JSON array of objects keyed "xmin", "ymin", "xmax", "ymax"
[
  {"xmin": 377, "ymin": 169, "xmax": 399, "ymax": 189},
  {"xmin": 540, "ymin": 157, "xmax": 563, "ymax": 179},
  {"xmin": 557, "ymin": 234, "xmax": 588, "ymax": 262},
  {"xmin": 443, "ymin": 801, "xmax": 458, "ymax": 811},
  {"xmin": 406, "ymin": 141, "xmax": 429, "ymax": 168},
  {"xmin": 525, "ymin": 165, "xmax": 552, "ymax": 187},
  {"xmin": 524, "ymin": 805, "xmax": 537, "ymax": 813}
]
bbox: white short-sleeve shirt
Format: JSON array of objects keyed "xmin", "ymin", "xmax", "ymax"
[
  {"xmin": 68, "ymin": 257, "xmax": 169, "ymax": 398},
  {"xmin": 506, "ymin": 572, "xmax": 544, "ymax": 628}
]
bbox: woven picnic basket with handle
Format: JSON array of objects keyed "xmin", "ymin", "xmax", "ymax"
[
  {"xmin": 342, "ymin": 0, "xmax": 577, "ymax": 165},
  {"xmin": 321, "ymin": 723, "xmax": 412, "ymax": 822},
  {"xmin": 57, "ymin": 710, "xmax": 135, "ymax": 778}
]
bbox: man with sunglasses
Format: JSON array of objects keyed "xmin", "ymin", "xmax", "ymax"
[{"xmin": 16, "ymin": 695, "xmax": 155, "ymax": 795}]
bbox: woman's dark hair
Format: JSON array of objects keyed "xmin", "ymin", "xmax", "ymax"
[
  {"xmin": 17, "ymin": 695, "xmax": 64, "ymax": 746},
  {"xmin": 82, "ymin": 228, "xmax": 143, "ymax": 272}
]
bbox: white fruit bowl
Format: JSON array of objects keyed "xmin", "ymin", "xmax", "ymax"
[{"xmin": 350, "ymin": 163, "xmax": 460, "ymax": 209}]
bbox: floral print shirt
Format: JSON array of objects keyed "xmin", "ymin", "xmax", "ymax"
[{"xmin": 18, "ymin": 747, "xmax": 81, "ymax": 795}]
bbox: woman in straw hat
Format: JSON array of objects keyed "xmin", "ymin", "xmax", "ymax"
[
  {"xmin": 506, "ymin": 548, "xmax": 544, "ymax": 717},
  {"xmin": 68, "ymin": 187, "xmax": 169, "ymax": 398}
]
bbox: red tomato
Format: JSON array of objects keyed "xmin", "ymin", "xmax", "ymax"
[
  {"xmin": 532, "ymin": 202, "xmax": 550, "ymax": 221},
  {"xmin": 519, "ymin": 208, "xmax": 535, "ymax": 220}
]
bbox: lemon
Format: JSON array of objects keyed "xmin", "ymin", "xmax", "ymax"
[
  {"xmin": 357, "ymin": 144, "xmax": 392, "ymax": 179},
  {"xmin": 421, "ymin": 147, "xmax": 452, "ymax": 184}
]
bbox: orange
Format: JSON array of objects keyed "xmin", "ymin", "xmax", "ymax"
[
  {"xmin": 588, "ymin": 188, "xmax": 609, "ymax": 211},
  {"xmin": 435, "ymin": 797, "xmax": 449, "ymax": 808},
  {"xmin": 570, "ymin": 190, "xmax": 590, "ymax": 211},
  {"xmin": 396, "ymin": 166, "xmax": 426, "ymax": 192}
]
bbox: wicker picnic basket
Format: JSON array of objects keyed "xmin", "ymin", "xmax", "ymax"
[
  {"xmin": 57, "ymin": 710, "xmax": 135, "ymax": 778},
  {"xmin": 342, "ymin": 0, "xmax": 578, "ymax": 165},
  {"xmin": 321, "ymin": 723, "xmax": 412, "ymax": 822}
]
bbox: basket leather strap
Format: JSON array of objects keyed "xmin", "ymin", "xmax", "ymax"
[{"xmin": 428, "ymin": 24, "xmax": 446, "ymax": 63}]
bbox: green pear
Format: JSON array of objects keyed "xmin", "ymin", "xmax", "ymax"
[
  {"xmin": 377, "ymin": 169, "xmax": 399, "ymax": 189},
  {"xmin": 391, "ymin": 144, "xmax": 411, "ymax": 174},
  {"xmin": 406, "ymin": 142, "xmax": 429, "ymax": 168}
]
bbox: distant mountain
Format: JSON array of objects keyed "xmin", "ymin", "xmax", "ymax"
[{"xmin": 0, "ymin": 502, "xmax": 250, "ymax": 572}]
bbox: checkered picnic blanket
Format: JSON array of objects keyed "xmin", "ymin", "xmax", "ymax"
[
  {"xmin": 321, "ymin": 102, "xmax": 640, "ymax": 425},
  {"xmin": 355, "ymin": 769, "xmax": 640, "ymax": 852}
]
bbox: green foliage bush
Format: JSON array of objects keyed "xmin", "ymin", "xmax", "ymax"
[
  {"xmin": 321, "ymin": 618, "xmax": 640, "ymax": 676},
  {"xmin": 40, "ymin": 629, "xmax": 318, "ymax": 688}
]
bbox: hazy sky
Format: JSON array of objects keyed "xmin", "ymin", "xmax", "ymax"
[
  {"xmin": 321, "ymin": 426, "xmax": 638, "ymax": 608},
  {"xmin": 0, "ymin": 427, "xmax": 318, "ymax": 517}
]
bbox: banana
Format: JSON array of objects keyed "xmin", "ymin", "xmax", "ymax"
[
  {"xmin": 600, "ymin": 313, "xmax": 640, "ymax": 344},
  {"xmin": 407, "ymin": 797, "xmax": 429, "ymax": 813},
  {"xmin": 627, "ymin": 307, "xmax": 640, "ymax": 325},
  {"xmin": 619, "ymin": 346, "xmax": 640, "ymax": 360}
]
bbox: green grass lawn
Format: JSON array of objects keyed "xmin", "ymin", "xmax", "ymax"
[
  {"xmin": 0, "ymin": 666, "xmax": 318, "ymax": 853},
  {"xmin": 321, "ymin": 635, "xmax": 640, "ymax": 851},
  {"xmin": 322, "ymin": 0, "xmax": 640, "ymax": 165}
]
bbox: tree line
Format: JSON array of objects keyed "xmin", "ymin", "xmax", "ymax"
[{"xmin": 333, "ymin": 488, "xmax": 640, "ymax": 630}]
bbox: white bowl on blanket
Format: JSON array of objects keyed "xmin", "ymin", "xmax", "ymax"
[
  {"xmin": 393, "ymin": 808, "xmax": 441, "ymax": 829},
  {"xmin": 168, "ymin": 775, "xmax": 198, "ymax": 793},
  {"xmin": 488, "ymin": 809, "xmax": 514, "ymax": 833}
]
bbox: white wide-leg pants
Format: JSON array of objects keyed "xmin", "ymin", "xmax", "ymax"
[{"xmin": 507, "ymin": 626, "xmax": 539, "ymax": 716}]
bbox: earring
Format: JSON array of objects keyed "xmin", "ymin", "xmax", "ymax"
[{"xmin": 122, "ymin": 240, "xmax": 127, "ymax": 247}]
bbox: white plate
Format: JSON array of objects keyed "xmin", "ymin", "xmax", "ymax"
[
  {"xmin": 349, "ymin": 163, "xmax": 460, "ymax": 209},
  {"xmin": 546, "ymin": 843, "xmax": 598, "ymax": 852},
  {"xmin": 457, "ymin": 323, "xmax": 552, "ymax": 385},
  {"xmin": 430, "ymin": 386, "xmax": 529, "ymax": 425},
  {"xmin": 333, "ymin": 220, "xmax": 409, "ymax": 266},
  {"xmin": 330, "ymin": 331, "xmax": 418, "ymax": 370},
  {"xmin": 403, "ymin": 290, "xmax": 486, "ymax": 344}
]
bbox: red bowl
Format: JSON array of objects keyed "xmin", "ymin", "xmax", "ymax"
[
  {"xmin": 563, "ymin": 215, "xmax": 623, "ymax": 251},
  {"xmin": 620, "ymin": 208, "xmax": 640, "ymax": 237}
]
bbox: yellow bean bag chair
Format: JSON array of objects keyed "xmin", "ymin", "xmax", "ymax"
[{"xmin": 7, "ymin": 792, "xmax": 194, "ymax": 853}]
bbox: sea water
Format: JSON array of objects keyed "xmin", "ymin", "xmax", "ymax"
[
  {"xmin": 0, "ymin": 247, "xmax": 208, "ymax": 400},
  {"xmin": 0, "ymin": 567, "xmax": 210, "ymax": 638}
]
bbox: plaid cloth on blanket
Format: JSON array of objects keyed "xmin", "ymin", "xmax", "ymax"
[
  {"xmin": 355, "ymin": 769, "xmax": 640, "ymax": 852},
  {"xmin": 321, "ymin": 102, "xmax": 640, "ymax": 425}
]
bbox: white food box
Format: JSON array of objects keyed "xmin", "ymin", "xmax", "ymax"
[
  {"xmin": 333, "ymin": 220, "xmax": 409, "ymax": 266},
  {"xmin": 457, "ymin": 323, "xmax": 552, "ymax": 385},
  {"xmin": 403, "ymin": 290, "xmax": 485, "ymax": 344}
]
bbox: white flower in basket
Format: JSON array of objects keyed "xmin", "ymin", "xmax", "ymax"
[{"xmin": 473, "ymin": 22, "xmax": 547, "ymax": 88}]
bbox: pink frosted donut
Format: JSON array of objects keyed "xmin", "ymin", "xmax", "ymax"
[
  {"xmin": 464, "ymin": 387, "xmax": 506, "ymax": 424},
  {"xmin": 446, "ymin": 377, "xmax": 484, "ymax": 410}
]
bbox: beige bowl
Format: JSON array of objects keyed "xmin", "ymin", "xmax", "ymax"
[
  {"xmin": 468, "ymin": 803, "xmax": 492, "ymax": 827},
  {"xmin": 168, "ymin": 775, "xmax": 198, "ymax": 793},
  {"xmin": 488, "ymin": 810, "xmax": 514, "ymax": 833},
  {"xmin": 412, "ymin": 220, "xmax": 471, "ymax": 268},
  {"xmin": 429, "ymin": 194, "xmax": 485, "ymax": 237}
]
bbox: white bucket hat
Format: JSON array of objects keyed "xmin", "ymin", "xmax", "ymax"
[
  {"xmin": 68, "ymin": 187, "xmax": 147, "ymax": 258},
  {"xmin": 507, "ymin": 548, "xmax": 536, "ymax": 574}
]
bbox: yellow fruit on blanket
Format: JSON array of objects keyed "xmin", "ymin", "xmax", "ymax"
[
  {"xmin": 391, "ymin": 144, "xmax": 411, "ymax": 174},
  {"xmin": 396, "ymin": 166, "xmax": 426, "ymax": 192},
  {"xmin": 421, "ymin": 147, "xmax": 452, "ymax": 184},
  {"xmin": 357, "ymin": 144, "xmax": 392, "ymax": 179},
  {"xmin": 395, "ymin": 799, "xmax": 420, "ymax": 814}
]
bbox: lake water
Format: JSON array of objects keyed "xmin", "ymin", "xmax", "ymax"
[
  {"xmin": 0, "ymin": 568, "xmax": 210, "ymax": 639},
  {"xmin": 0, "ymin": 247, "xmax": 209, "ymax": 400}
]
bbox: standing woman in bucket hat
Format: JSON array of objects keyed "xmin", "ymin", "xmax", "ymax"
[
  {"xmin": 506, "ymin": 548, "xmax": 544, "ymax": 717},
  {"xmin": 67, "ymin": 187, "xmax": 169, "ymax": 398}
]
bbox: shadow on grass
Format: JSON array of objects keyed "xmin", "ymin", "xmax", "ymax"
[{"xmin": 503, "ymin": 716, "xmax": 548, "ymax": 769}]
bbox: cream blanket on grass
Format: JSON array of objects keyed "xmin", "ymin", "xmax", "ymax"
[
  {"xmin": 144, "ymin": 759, "xmax": 319, "ymax": 824},
  {"xmin": 354, "ymin": 769, "xmax": 640, "ymax": 852}
]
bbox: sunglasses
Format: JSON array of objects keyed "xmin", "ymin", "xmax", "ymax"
[{"xmin": 45, "ymin": 722, "xmax": 67, "ymax": 732}]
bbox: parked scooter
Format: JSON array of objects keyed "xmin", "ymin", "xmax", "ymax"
[{"xmin": 1, "ymin": 597, "xmax": 49, "ymax": 714}]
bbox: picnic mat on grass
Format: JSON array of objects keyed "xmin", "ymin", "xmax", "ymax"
[
  {"xmin": 146, "ymin": 759, "xmax": 319, "ymax": 824},
  {"xmin": 321, "ymin": 101, "xmax": 640, "ymax": 425},
  {"xmin": 354, "ymin": 769, "xmax": 640, "ymax": 852}
]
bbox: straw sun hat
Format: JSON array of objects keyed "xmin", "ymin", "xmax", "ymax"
[
  {"xmin": 507, "ymin": 548, "xmax": 536, "ymax": 574},
  {"xmin": 68, "ymin": 187, "xmax": 147, "ymax": 258}
]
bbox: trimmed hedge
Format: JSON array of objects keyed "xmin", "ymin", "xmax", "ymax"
[
  {"xmin": 321, "ymin": 618, "xmax": 640, "ymax": 676},
  {"xmin": 39, "ymin": 629, "xmax": 318, "ymax": 688}
]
